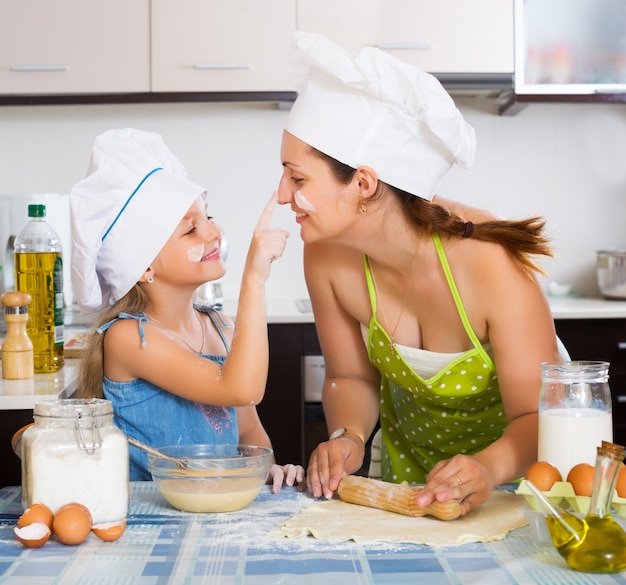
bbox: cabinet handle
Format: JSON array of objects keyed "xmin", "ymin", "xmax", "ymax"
[
  {"xmin": 618, "ymin": 395, "xmax": 626, "ymax": 403},
  {"xmin": 377, "ymin": 43, "xmax": 432, "ymax": 51},
  {"xmin": 618, "ymin": 342, "xmax": 626, "ymax": 350},
  {"xmin": 11, "ymin": 65, "xmax": 69, "ymax": 72},
  {"xmin": 193, "ymin": 64, "xmax": 251, "ymax": 70}
]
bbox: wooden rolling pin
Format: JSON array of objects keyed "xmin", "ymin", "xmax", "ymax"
[{"xmin": 337, "ymin": 475, "xmax": 462, "ymax": 520}]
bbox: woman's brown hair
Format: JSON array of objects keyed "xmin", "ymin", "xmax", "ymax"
[
  {"xmin": 310, "ymin": 147, "xmax": 553, "ymax": 275},
  {"xmin": 76, "ymin": 285, "xmax": 149, "ymax": 399}
]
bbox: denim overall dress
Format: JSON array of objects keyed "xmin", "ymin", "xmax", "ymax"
[{"xmin": 99, "ymin": 307, "xmax": 238, "ymax": 480}]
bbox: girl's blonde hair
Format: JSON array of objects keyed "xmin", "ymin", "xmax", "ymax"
[{"xmin": 76, "ymin": 285, "xmax": 149, "ymax": 398}]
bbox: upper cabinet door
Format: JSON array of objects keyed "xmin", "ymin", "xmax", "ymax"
[
  {"xmin": 151, "ymin": 0, "xmax": 297, "ymax": 92},
  {"xmin": 297, "ymin": 0, "xmax": 513, "ymax": 73},
  {"xmin": 0, "ymin": 0, "xmax": 150, "ymax": 95}
]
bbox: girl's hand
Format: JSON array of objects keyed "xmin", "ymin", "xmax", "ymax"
[
  {"xmin": 266, "ymin": 463, "xmax": 306, "ymax": 493},
  {"xmin": 415, "ymin": 454, "xmax": 495, "ymax": 516},
  {"xmin": 247, "ymin": 193, "xmax": 290, "ymax": 282}
]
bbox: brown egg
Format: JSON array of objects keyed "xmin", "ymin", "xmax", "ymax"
[
  {"xmin": 615, "ymin": 462, "xmax": 626, "ymax": 498},
  {"xmin": 17, "ymin": 502, "xmax": 54, "ymax": 530},
  {"xmin": 92, "ymin": 519, "xmax": 126, "ymax": 542},
  {"xmin": 14, "ymin": 522, "xmax": 51, "ymax": 548},
  {"xmin": 52, "ymin": 503, "xmax": 93, "ymax": 546},
  {"xmin": 567, "ymin": 463, "xmax": 595, "ymax": 496},
  {"xmin": 525, "ymin": 461, "xmax": 562, "ymax": 491}
]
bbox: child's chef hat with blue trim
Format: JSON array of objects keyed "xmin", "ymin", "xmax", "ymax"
[
  {"xmin": 285, "ymin": 32, "xmax": 476, "ymax": 200},
  {"xmin": 70, "ymin": 128, "xmax": 207, "ymax": 313}
]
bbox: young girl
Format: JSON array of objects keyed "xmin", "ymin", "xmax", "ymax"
[
  {"xmin": 277, "ymin": 33, "xmax": 562, "ymax": 514},
  {"xmin": 71, "ymin": 128, "xmax": 303, "ymax": 491}
]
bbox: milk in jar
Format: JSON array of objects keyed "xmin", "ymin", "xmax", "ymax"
[{"xmin": 538, "ymin": 361, "xmax": 613, "ymax": 480}]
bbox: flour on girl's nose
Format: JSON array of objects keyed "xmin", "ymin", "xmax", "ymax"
[
  {"xmin": 187, "ymin": 244, "xmax": 204, "ymax": 262},
  {"xmin": 295, "ymin": 190, "xmax": 315, "ymax": 212}
]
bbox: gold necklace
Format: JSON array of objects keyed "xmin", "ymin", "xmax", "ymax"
[
  {"xmin": 369, "ymin": 249, "xmax": 419, "ymax": 350},
  {"xmin": 145, "ymin": 310, "xmax": 206, "ymax": 354}
]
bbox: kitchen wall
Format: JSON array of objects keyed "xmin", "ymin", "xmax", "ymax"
[{"xmin": 1, "ymin": 98, "xmax": 625, "ymax": 304}]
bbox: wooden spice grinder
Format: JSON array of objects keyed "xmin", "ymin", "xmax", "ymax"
[{"xmin": 1, "ymin": 291, "xmax": 34, "ymax": 379}]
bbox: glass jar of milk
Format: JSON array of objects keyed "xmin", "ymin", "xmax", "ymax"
[
  {"xmin": 538, "ymin": 361, "xmax": 613, "ymax": 480},
  {"xmin": 20, "ymin": 399, "xmax": 129, "ymax": 525}
]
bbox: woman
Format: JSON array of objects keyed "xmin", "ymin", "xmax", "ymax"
[
  {"xmin": 277, "ymin": 33, "xmax": 561, "ymax": 514},
  {"xmin": 71, "ymin": 128, "xmax": 303, "ymax": 491}
]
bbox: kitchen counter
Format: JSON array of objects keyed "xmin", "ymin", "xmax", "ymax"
[
  {"xmin": 1, "ymin": 296, "xmax": 624, "ymax": 410},
  {"xmin": 0, "ymin": 360, "xmax": 80, "ymax": 410},
  {"xmin": 3, "ymin": 295, "xmax": 625, "ymax": 334},
  {"xmin": 0, "ymin": 482, "xmax": 624, "ymax": 584},
  {"xmin": 547, "ymin": 296, "xmax": 626, "ymax": 319},
  {"xmin": 226, "ymin": 295, "xmax": 626, "ymax": 323}
]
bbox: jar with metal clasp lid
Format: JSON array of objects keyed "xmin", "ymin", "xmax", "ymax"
[
  {"xmin": 20, "ymin": 399, "xmax": 129, "ymax": 525},
  {"xmin": 538, "ymin": 361, "xmax": 613, "ymax": 481}
]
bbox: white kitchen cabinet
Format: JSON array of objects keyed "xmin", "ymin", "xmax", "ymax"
[
  {"xmin": 151, "ymin": 0, "xmax": 297, "ymax": 92},
  {"xmin": 0, "ymin": 0, "xmax": 150, "ymax": 95},
  {"xmin": 297, "ymin": 0, "xmax": 513, "ymax": 73}
]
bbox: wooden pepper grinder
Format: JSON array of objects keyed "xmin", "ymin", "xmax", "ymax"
[{"xmin": 1, "ymin": 291, "xmax": 34, "ymax": 379}]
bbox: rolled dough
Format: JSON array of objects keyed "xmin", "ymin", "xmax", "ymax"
[{"xmin": 271, "ymin": 491, "xmax": 528, "ymax": 546}]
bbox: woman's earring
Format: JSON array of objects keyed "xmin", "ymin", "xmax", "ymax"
[
  {"xmin": 359, "ymin": 203, "xmax": 367, "ymax": 213},
  {"xmin": 147, "ymin": 276, "xmax": 154, "ymax": 284}
]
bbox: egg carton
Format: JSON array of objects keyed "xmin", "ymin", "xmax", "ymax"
[{"xmin": 516, "ymin": 479, "xmax": 626, "ymax": 516}]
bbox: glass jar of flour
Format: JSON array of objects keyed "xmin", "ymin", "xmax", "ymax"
[{"xmin": 20, "ymin": 399, "xmax": 129, "ymax": 524}]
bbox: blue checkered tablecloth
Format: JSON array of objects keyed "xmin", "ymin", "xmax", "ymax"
[{"xmin": 0, "ymin": 483, "xmax": 625, "ymax": 584}]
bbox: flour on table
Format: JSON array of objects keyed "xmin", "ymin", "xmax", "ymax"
[{"xmin": 271, "ymin": 491, "xmax": 528, "ymax": 547}]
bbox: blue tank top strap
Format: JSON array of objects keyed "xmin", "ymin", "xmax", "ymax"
[
  {"xmin": 195, "ymin": 304, "xmax": 231, "ymax": 352},
  {"xmin": 96, "ymin": 312, "xmax": 149, "ymax": 348},
  {"xmin": 97, "ymin": 307, "xmax": 231, "ymax": 352}
]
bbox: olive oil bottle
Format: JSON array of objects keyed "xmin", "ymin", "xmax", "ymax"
[
  {"xmin": 527, "ymin": 441, "xmax": 626, "ymax": 573},
  {"xmin": 13, "ymin": 204, "xmax": 64, "ymax": 372}
]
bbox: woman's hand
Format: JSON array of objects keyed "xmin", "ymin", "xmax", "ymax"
[
  {"xmin": 307, "ymin": 435, "xmax": 365, "ymax": 499},
  {"xmin": 266, "ymin": 463, "xmax": 306, "ymax": 493},
  {"xmin": 415, "ymin": 454, "xmax": 496, "ymax": 516}
]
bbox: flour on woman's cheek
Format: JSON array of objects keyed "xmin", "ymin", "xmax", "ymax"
[
  {"xmin": 187, "ymin": 244, "xmax": 204, "ymax": 262},
  {"xmin": 295, "ymin": 190, "xmax": 315, "ymax": 212}
]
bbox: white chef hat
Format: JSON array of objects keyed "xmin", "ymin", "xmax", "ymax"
[
  {"xmin": 70, "ymin": 128, "xmax": 207, "ymax": 313},
  {"xmin": 285, "ymin": 32, "xmax": 476, "ymax": 199}
]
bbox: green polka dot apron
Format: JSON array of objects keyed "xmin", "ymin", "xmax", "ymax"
[{"xmin": 364, "ymin": 233, "xmax": 505, "ymax": 484}]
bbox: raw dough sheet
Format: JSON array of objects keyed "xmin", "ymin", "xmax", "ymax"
[{"xmin": 271, "ymin": 491, "xmax": 528, "ymax": 546}]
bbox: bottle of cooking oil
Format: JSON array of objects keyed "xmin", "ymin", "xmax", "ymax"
[
  {"xmin": 13, "ymin": 204, "xmax": 64, "ymax": 372},
  {"xmin": 538, "ymin": 441, "xmax": 626, "ymax": 573}
]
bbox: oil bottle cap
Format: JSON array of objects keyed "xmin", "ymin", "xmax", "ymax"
[{"xmin": 27, "ymin": 204, "xmax": 46, "ymax": 218}]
